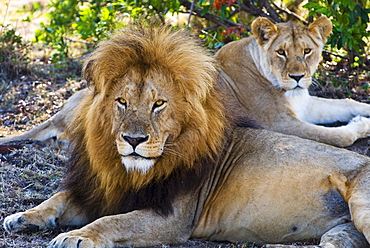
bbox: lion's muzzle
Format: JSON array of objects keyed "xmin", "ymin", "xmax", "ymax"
[
  {"xmin": 116, "ymin": 132, "xmax": 166, "ymax": 173},
  {"xmin": 122, "ymin": 135, "xmax": 149, "ymax": 150}
]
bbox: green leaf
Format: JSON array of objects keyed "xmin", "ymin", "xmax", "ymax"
[
  {"xmin": 33, "ymin": 2, "xmax": 42, "ymax": 10},
  {"xmin": 201, "ymin": 5, "xmax": 210, "ymax": 16},
  {"xmin": 220, "ymin": 3, "xmax": 227, "ymax": 20},
  {"xmin": 303, "ymin": 2, "xmax": 322, "ymax": 9}
]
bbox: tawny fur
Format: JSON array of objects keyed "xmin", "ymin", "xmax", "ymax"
[
  {"xmin": 63, "ymin": 25, "xmax": 227, "ymax": 216},
  {"xmin": 216, "ymin": 16, "xmax": 370, "ymax": 147},
  {"xmin": 4, "ymin": 17, "xmax": 370, "ymax": 149}
]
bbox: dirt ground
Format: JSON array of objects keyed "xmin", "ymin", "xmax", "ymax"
[{"xmin": 0, "ymin": 40, "xmax": 369, "ymax": 248}]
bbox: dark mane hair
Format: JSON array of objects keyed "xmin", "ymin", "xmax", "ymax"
[{"xmin": 63, "ymin": 144, "xmax": 215, "ymax": 220}]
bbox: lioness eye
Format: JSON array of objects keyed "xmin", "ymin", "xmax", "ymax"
[
  {"xmin": 116, "ymin": 98, "xmax": 127, "ymax": 107},
  {"xmin": 153, "ymin": 99, "xmax": 167, "ymax": 110},
  {"xmin": 276, "ymin": 49, "xmax": 286, "ymax": 56},
  {"xmin": 304, "ymin": 48, "xmax": 312, "ymax": 55}
]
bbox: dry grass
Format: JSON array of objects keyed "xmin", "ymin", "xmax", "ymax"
[
  {"xmin": 1, "ymin": 141, "xmax": 68, "ymax": 247},
  {"xmin": 0, "ymin": 68, "xmax": 260, "ymax": 247}
]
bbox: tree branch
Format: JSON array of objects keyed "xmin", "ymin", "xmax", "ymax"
[
  {"xmin": 187, "ymin": 0, "xmax": 195, "ymax": 27},
  {"xmin": 237, "ymin": 0, "xmax": 281, "ymax": 22},
  {"xmin": 323, "ymin": 50, "xmax": 348, "ymax": 60},
  {"xmin": 262, "ymin": 0, "xmax": 282, "ymax": 22},
  {"xmin": 178, "ymin": 0, "xmax": 238, "ymax": 28},
  {"xmin": 271, "ymin": 1, "xmax": 308, "ymax": 24}
]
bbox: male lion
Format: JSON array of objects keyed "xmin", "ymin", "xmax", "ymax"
[
  {"xmin": 4, "ymin": 25, "xmax": 370, "ymax": 248},
  {"xmin": 217, "ymin": 16, "xmax": 370, "ymax": 147}
]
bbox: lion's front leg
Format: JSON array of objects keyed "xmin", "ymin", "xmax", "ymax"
[
  {"xmin": 48, "ymin": 211, "xmax": 192, "ymax": 248},
  {"xmin": 48, "ymin": 215, "xmax": 125, "ymax": 248},
  {"xmin": 48, "ymin": 195, "xmax": 199, "ymax": 248},
  {"xmin": 4, "ymin": 191, "xmax": 88, "ymax": 233}
]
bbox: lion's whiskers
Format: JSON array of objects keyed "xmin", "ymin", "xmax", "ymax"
[{"xmin": 163, "ymin": 146, "xmax": 187, "ymax": 160}]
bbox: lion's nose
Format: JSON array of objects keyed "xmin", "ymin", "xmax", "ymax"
[
  {"xmin": 289, "ymin": 74, "xmax": 305, "ymax": 83},
  {"xmin": 123, "ymin": 135, "xmax": 149, "ymax": 149}
]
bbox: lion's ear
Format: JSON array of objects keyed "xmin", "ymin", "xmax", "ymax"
[
  {"xmin": 308, "ymin": 16, "xmax": 332, "ymax": 43},
  {"xmin": 251, "ymin": 17, "xmax": 277, "ymax": 46}
]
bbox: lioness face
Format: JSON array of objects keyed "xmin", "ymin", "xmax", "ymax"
[
  {"xmin": 112, "ymin": 71, "xmax": 181, "ymax": 173},
  {"xmin": 252, "ymin": 17, "xmax": 332, "ymax": 93},
  {"xmin": 266, "ymin": 26, "xmax": 322, "ymax": 92}
]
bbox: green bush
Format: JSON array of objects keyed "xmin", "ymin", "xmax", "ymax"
[
  {"xmin": 303, "ymin": 0, "xmax": 369, "ymax": 65},
  {"xmin": 33, "ymin": 0, "xmax": 117, "ymax": 63},
  {"xmin": 0, "ymin": 25, "xmax": 30, "ymax": 81},
  {"xmin": 30, "ymin": 0, "xmax": 182, "ymax": 63},
  {"xmin": 27, "ymin": 0, "xmax": 369, "ymax": 64}
]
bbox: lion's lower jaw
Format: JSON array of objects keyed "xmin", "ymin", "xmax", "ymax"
[{"xmin": 121, "ymin": 156, "xmax": 155, "ymax": 174}]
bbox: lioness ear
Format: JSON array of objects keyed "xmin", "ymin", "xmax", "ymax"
[
  {"xmin": 82, "ymin": 59, "xmax": 103, "ymax": 94},
  {"xmin": 82, "ymin": 59, "xmax": 94, "ymax": 84},
  {"xmin": 251, "ymin": 17, "xmax": 277, "ymax": 46},
  {"xmin": 308, "ymin": 16, "xmax": 332, "ymax": 43}
]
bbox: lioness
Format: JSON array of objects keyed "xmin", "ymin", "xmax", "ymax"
[
  {"xmin": 0, "ymin": 88, "xmax": 89, "ymax": 149},
  {"xmin": 4, "ymin": 24, "xmax": 370, "ymax": 248},
  {"xmin": 217, "ymin": 16, "xmax": 370, "ymax": 147}
]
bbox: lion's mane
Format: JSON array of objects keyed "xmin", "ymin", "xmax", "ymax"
[{"xmin": 61, "ymin": 25, "xmax": 228, "ymax": 220}]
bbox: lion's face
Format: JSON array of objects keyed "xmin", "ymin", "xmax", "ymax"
[
  {"xmin": 251, "ymin": 17, "xmax": 332, "ymax": 92},
  {"xmin": 111, "ymin": 71, "xmax": 182, "ymax": 173},
  {"xmin": 76, "ymin": 25, "xmax": 226, "ymax": 202},
  {"xmin": 65, "ymin": 25, "xmax": 226, "ymax": 216}
]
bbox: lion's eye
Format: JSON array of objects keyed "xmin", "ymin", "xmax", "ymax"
[
  {"xmin": 153, "ymin": 99, "xmax": 167, "ymax": 111},
  {"xmin": 276, "ymin": 49, "xmax": 286, "ymax": 56},
  {"xmin": 116, "ymin": 98, "xmax": 127, "ymax": 107},
  {"xmin": 304, "ymin": 48, "xmax": 312, "ymax": 55}
]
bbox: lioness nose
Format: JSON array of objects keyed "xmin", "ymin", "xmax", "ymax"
[
  {"xmin": 289, "ymin": 74, "xmax": 305, "ymax": 82},
  {"xmin": 123, "ymin": 135, "xmax": 149, "ymax": 149}
]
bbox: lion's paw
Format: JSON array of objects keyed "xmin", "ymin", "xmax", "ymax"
[
  {"xmin": 3, "ymin": 211, "xmax": 57, "ymax": 233},
  {"xmin": 48, "ymin": 230, "xmax": 110, "ymax": 248}
]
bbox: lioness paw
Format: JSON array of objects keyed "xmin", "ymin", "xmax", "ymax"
[
  {"xmin": 3, "ymin": 212, "xmax": 56, "ymax": 233},
  {"xmin": 48, "ymin": 231, "xmax": 110, "ymax": 248},
  {"xmin": 349, "ymin": 116, "xmax": 368, "ymax": 123},
  {"xmin": 348, "ymin": 116, "xmax": 370, "ymax": 136}
]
